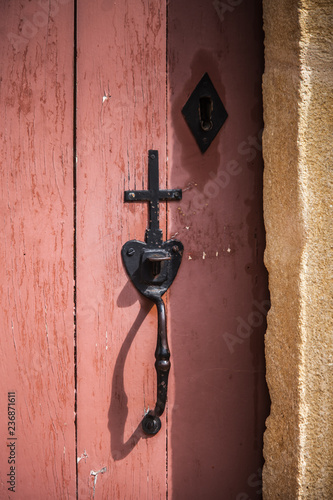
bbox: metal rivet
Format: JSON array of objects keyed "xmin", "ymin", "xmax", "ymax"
[
  {"xmin": 129, "ymin": 192, "xmax": 135, "ymax": 199},
  {"xmin": 150, "ymin": 154, "xmax": 155, "ymax": 159},
  {"xmin": 172, "ymin": 246, "xmax": 179, "ymax": 253},
  {"xmin": 127, "ymin": 248, "xmax": 135, "ymax": 256}
]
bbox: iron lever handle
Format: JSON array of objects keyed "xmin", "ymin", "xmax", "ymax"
[{"xmin": 141, "ymin": 296, "xmax": 170, "ymax": 435}]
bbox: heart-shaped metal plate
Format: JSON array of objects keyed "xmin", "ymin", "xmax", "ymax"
[{"xmin": 121, "ymin": 239, "xmax": 183, "ymax": 300}]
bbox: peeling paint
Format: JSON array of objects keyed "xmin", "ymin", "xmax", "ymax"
[
  {"xmin": 177, "ymin": 206, "xmax": 186, "ymax": 217},
  {"xmin": 102, "ymin": 93, "xmax": 111, "ymax": 103},
  {"xmin": 90, "ymin": 467, "xmax": 107, "ymax": 498},
  {"xmin": 203, "ymin": 252, "xmax": 206, "ymax": 260},
  {"xmin": 182, "ymin": 181, "xmax": 197, "ymax": 192},
  {"xmin": 77, "ymin": 450, "xmax": 88, "ymax": 464}
]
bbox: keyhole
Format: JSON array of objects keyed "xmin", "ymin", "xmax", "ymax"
[
  {"xmin": 152, "ymin": 261, "xmax": 161, "ymax": 276},
  {"xmin": 199, "ymin": 96, "xmax": 213, "ymax": 131}
]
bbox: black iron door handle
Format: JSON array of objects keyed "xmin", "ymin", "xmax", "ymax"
[
  {"xmin": 142, "ymin": 296, "xmax": 169, "ymax": 435},
  {"xmin": 121, "ymin": 150, "xmax": 183, "ymax": 435}
]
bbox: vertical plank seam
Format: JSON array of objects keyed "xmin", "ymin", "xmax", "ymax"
[
  {"xmin": 73, "ymin": 0, "xmax": 78, "ymax": 498},
  {"xmin": 165, "ymin": 1, "xmax": 169, "ymax": 499}
]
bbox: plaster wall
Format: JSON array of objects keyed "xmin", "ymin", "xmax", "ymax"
[{"xmin": 262, "ymin": 0, "xmax": 333, "ymax": 497}]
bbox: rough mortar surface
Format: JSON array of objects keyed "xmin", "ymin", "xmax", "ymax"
[{"xmin": 262, "ymin": 0, "xmax": 333, "ymax": 498}]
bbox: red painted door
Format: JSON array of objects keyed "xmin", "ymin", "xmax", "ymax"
[{"xmin": 0, "ymin": 1, "xmax": 269, "ymax": 498}]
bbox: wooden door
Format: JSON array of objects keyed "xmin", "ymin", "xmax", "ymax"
[{"xmin": 0, "ymin": 1, "xmax": 269, "ymax": 498}]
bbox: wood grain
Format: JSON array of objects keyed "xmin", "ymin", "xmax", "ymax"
[
  {"xmin": 76, "ymin": 1, "xmax": 168, "ymax": 498},
  {"xmin": 167, "ymin": 0, "xmax": 270, "ymax": 498},
  {"xmin": 0, "ymin": 1, "xmax": 75, "ymax": 498},
  {"xmin": 0, "ymin": 1, "xmax": 269, "ymax": 497}
]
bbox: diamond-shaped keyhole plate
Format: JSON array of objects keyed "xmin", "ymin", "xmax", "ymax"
[{"xmin": 182, "ymin": 73, "xmax": 228, "ymax": 153}]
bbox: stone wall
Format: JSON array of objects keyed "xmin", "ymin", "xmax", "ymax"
[{"xmin": 262, "ymin": 0, "xmax": 333, "ymax": 497}]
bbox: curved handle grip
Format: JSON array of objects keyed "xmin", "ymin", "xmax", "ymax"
[{"xmin": 142, "ymin": 297, "xmax": 170, "ymax": 435}]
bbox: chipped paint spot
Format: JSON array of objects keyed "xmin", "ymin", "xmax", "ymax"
[
  {"xmin": 203, "ymin": 252, "xmax": 206, "ymax": 260},
  {"xmin": 188, "ymin": 255, "xmax": 192, "ymax": 260},
  {"xmin": 183, "ymin": 181, "xmax": 198, "ymax": 192},
  {"xmin": 91, "ymin": 467, "xmax": 107, "ymax": 498},
  {"xmin": 178, "ymin": 207, "xmax": 186, "ymax": 217},
  {"xmin": 77, "ymin": 450, "xmax": 88, "ymax": 463},
  {"xmin": 216, "ymin": 251, "xmax": 219, "ymax": 257},
  {"xmin": 227, "ymin": 246, "xmax": 231, "ymax": 253},
  {"xmin": 185, "ymin": 226, "xmax": 190, "ymax": 230}
]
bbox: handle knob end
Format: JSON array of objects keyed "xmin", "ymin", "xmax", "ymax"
[{"xmin": 142, "ymin": 413, "xmax": 161, "ymax": 435}]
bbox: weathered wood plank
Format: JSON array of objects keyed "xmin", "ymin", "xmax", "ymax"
[
  {"xmin": 76, "ymin": 1, "xmax": 167, "ymax": 498},
  {"xmin": 167, "ymin": 0, "xmax": 270, "ymax": 498},
  {"xmin": 0, "ymin": 1, "xmax": 75, "ymax": 498}
]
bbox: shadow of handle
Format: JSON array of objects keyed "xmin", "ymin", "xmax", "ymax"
[
  {"xmin": 141, "ymin": 296, "xmax": 170, "ymax": 435},
  {"xmin": 109, "ymin": 300, "xmax": 154, "ymax": 461}
]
